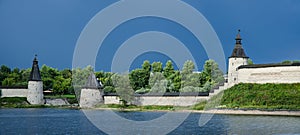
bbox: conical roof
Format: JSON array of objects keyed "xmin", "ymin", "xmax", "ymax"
[
  {"xmin": 230, "ymin": 30, "xmax": 249, "ymax": 58},
  {"xmin": 29, "ymin": 55, "xmax": 42, "ymax": 81},
  {"xmin": 85, "ymin": 72, "xmax": 101, "ymax": 89}
]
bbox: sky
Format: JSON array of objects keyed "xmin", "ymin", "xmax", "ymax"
[{"xmin": 0, "ymin": 0, "xmax": 300, "ymax": 73}]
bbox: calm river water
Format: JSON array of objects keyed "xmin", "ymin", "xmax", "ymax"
[{"xmin": 0, "ymin": 108, "xmax": 299, "ymax": 135}]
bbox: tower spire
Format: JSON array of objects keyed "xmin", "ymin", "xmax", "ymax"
[
  {"xmin": 230, "ymin": 29, "xmax": 248, "ymax": 58},
  {"xmin": 29, "ymin": 54, "xmax": 42, "ymax": 81},
  {"xmin": 235, "ymin": 29, "xmax": 242, "ymax": 44}
]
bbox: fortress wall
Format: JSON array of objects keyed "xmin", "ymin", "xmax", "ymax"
[
  {"xmin": 104, "ymin": 96, "xmax": 209, "ymax": 106},
  {"xmin": 0, "ymin": 89, "xmax": 28, "ymax": 98},
  {"xmin": 238, "ymin": 66, "xmax": 300, "ymax": 84}
]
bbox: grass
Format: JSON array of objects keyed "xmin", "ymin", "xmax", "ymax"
[{"xmin": 220, "ymin": 83, "xmax": 300, "ymax": 110}]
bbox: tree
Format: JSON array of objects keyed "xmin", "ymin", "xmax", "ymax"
[
  {"xmin": 149, "ymin": 72, "xmax": 167, "ymax": 93},
  {"xmin": 181, "ymin": 60, "xmax": 195, "ymax": 75},
  {"xmin": 53, "ymin": 76, "xmax": 72, "ymax": 95},
  {"xmin": 60, "ymin": 68, "xmax": 72, "ymax": 79},
  {"xmin": 248, "ymin": 58, "xmax": 254, "ymax": 65},
  {"xmin": 151, "ymin": 62, "xmax": 163, "ymax": 72},
  {"xmin": 181, "ymin": 60, "xmax": 196, "ymax": 88},
  {"xmin": 171, "ymin": 71, "xmax": 181, "ymax": 92},
  {"xmin": 282, "ymin": 60, "xmax": 292, "ymax": 64},
  {"xmin": 112, "ymin": 74, "xmax": 134, "ymax": 105},
  {"xmin": 202, "ymin": 59, "xmax": 224, "ymax": 85},
  {"xmin": 163, "ymin": 60, "xmax": 175, "ymax": 78},
  {"xmin": 0, "ymin": 65, "xmax": 11, "ymax": 85},
  {"xmin": 142, "ymin": 60, "xmax": 151, "ymax": 72},
  {"xmin": 72, "ymin": 66, "xmax": 94, "ymax": 100},
  {"xmin": 96, "ymin": 71, "xmax": 115, "ymax": 93},
  {"xmin": 41, "ymin": 65, "xmax": 60, "ymax": 90},
  {"xmin": 129, "ymin": 69, "xmax": 149, "ymax": 90}
]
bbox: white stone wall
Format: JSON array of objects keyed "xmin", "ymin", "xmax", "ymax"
[
  {"xmin": 80, "ymin": 88, "xmax": 103, "ymax": 108},
  {"xmin": 104, "ymin": 96, "xmax": 121, "ymax": 104},
  {"xmin": 238, "ymin": 66, "xmax": 300, "ymax": 84},
  {"xmin": 0, "ymin": 89, "xmax": 27, "ymax": 97},
  {"xmin": 27, "ymin": 81, "xmax": 44, "ymax": 104},
  {"xmin": 104, "ymin": 96, "xmax": 209, "ymax": 106},
  {"xmin": 228, "ymin": 57, "xmax": 248, "ymax": 87}
]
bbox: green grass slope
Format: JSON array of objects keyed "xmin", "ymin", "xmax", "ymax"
[{"xmin": 221, "ymin": 83, "xmax": 300, "ymax": 110}]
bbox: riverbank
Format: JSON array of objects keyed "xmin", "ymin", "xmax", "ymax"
[
  {"xmin": 191, "ymin": 109, "xmax": 300, "ymax": 116},
  {"xmin": 90, "ymin": 105, "xmax": 300, "ymax": 117}
]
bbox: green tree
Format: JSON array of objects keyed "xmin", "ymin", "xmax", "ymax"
[
  {"xmin": 53, "ymin": 76, "xmax": 72, "ymax": 95},
  {"xmin": 163, "ymin": 60, "xmax": 175, "ymax": 78},
  {"xmin": 112, "ymin": 74, "xmax": 134, "ymax": 105},
  {"xmin": 182, "ymin": 60, "xmax": 195, "ymax": 75},
  {"xmin": 41, "ymin": 65, "xmax": 60, "ymax": 90},
  {"xmin": 149, "ymin": 72, "xmax": 167, "ymax": 93},
  {"xmin": 96, "ymin": 71, "xmax": 115, "ymax": 93},
  {"xmin": 171, "ymin": 71, "xmax": 181, "ymax": 92},
  {"xmin": 129, "ymin": 69, "xmax": 149, "ymax": 90},
  {"xmin": 248, "ymin": 58, "xmax": 254, "ymax": 65},
  {"xmin": 142, "ymin": 60, "xmax": 151, "ymax": 72},
  {"xmin": 181, "ymin": 60, "xmax": 197, "ymax": 88},
  {"xmin": 60, "ymin": 68, "xmax": 72, "ymax": 79},
  {"xmin": 0, "ymin": 65, "xmax": 11, "ymax": 86},
  {"xmin": 282, "ymin": 60, "xmax": 292, "ymax": 64},
  {"xmin": 72, "ymin": 66, "xmax": 94, "ymax": 100},
  {"xmin": 151, "ymin": 62, "xmax": 163, "ymax": 72},
  {"xmin": 202, "ymin": 59, "xmax": 224, "ymax": 86}
]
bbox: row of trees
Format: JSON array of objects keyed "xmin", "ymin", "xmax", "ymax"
[
  {"xmin": 0, "ymin": 59, "xmax": 224, "ymax": 95},
  {"xmin": 0, "ymin": 65, "xmax": 73, "ymax": 95},
  {"xmin": 125, "ymin": 60, "xmax": 224, "ymax": 93}
]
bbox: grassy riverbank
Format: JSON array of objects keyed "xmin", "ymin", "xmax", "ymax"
[
  {"xmin": 1, "ymin": 83, "xmax": 300, "ymax": 111},
  {"xmin": 220, "ymin": 83, "xmax": 300, "ymax": 110}
]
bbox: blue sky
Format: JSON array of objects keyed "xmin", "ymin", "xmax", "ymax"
[{"xmin": 0, "ymin": 0, "xmax": 300, "ymax": 72}]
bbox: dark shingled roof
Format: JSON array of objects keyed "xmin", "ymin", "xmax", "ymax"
[
  {"xmin": 84, "ymin": 72, "xmax": 101, "ymax": 89},
  {"xmin": 230, "ymin": 30, "xmax": 249, "ymax": 58},
  {"xmin": 238, "ymin": 62, "xmax": 300, "ymax": 69},
  {"xmin": 29, "ymin": 55, "xmax": 42, "ymax": 81}
]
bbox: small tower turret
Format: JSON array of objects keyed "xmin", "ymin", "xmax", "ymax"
[
  {"xmin": 27, "ymin": 55, "xmax": 44, "ymax": 104},
  {"xmin": 228, "ymin": 30, "xmax": 249, "ymax": 86},
  {"xmin": 79, "ymin": 72, "xmax": 104, "ymax": 108}
]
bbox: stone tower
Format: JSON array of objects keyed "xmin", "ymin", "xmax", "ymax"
[
  {"xmin": 27, "ymin": 55, "xmax": 44, "ymax": 104},
  {"xmin": 228, "ymin": 30, "xmax": 249, "ymax": 86},
  {"xmin": 79, "ymin": 72, "xmax": 103, "ymax": 108}
]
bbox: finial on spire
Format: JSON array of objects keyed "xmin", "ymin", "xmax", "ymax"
[
  {"xmin": 235, "ymin": 29, "xmax": 242, "ymax": 44},
  {"xmin": 34, "ymin": 54, "xmax": 38, "ymax": 61}
]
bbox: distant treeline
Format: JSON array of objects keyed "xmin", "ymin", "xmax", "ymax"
[{"xmin": 0, "ymin": 60, "xmax": 224, "ymax": 95}]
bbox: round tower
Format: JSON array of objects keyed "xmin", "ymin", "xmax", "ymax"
[
  {"xmin": 79, "ymin": 72, "xmax": 104, "ymax": 108},
  {"xmin": 27, "ymin": 55, "xmax": 44, "ymax": 104},
  {"xmin": 228, "ymin": 30, "xmax": 249, "ymax": 86}
]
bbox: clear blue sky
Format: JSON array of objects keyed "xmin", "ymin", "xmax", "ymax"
[{"xmin": 1, "ymin": 0, "xmax": 300, "ymax": 72}]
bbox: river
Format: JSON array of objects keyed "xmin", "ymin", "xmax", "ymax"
[{"xmin": 0, "ymin": 108, "xmax": 299, "ymax": 134}]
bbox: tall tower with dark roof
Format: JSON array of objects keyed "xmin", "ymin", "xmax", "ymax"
[
  {"xmin": 228, "ymin": 30, "xmax": 249, "ymax": 86},
  {"xmin": 27, "ymin": 55, "xmax": 44, "ymax": 104}
]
